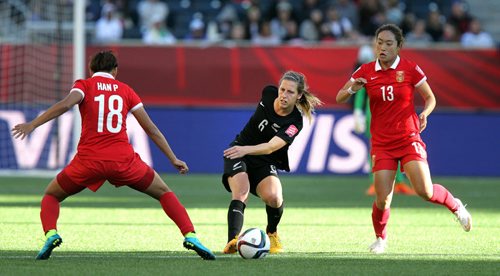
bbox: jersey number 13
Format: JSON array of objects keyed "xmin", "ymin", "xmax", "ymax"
[{"xmin": 380, "ymin": 85, "xmax": 394, "ymax": 101}]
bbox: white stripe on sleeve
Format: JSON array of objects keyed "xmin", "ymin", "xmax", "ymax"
[
  {"xmin": 130, "ymin": 102, "xmax": 143, "ymax": 112},
  {"xmin": 415, "ymin": 76, "xmax": 427, "ymax": 87}
]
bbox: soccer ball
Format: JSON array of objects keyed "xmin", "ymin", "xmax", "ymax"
[{"xmin": 237, "ymin": 228, "xmax": 270, "ymax": 259}]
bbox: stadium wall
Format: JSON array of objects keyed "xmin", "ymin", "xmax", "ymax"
[
  {"xmin": 1, "ymin": 107, "xmax": 499, "ymax": 176},
  {"xmin": 88, "ymin": 45, "xmax": 500, "ymax": 110}
]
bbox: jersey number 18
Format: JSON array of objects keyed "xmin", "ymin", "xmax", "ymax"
[{"xmin": 94, "ymin": 94, "xmax": 123, "ymax": 133}]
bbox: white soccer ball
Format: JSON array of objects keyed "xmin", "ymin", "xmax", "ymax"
[{"xmin": 237, "ymin": 228, "xmax": 270, "ymax": 259}]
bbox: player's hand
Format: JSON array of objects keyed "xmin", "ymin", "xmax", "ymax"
[
  {"xmin": 351, "ymin": 78, "xmax": 367, "ymax": 91},
  {"xmin": 224, "ymin": 146, "xmax": 247, "ymax": 159},
  {"xmin": 418, "ymin": 113, "xmax": 428, "ymax": 133},
  {"xmin": 172, "ymin": 159, "xmax": 189, "ymax": 174},
  {"xmin": 11, "ymin": 123, "xmax": 34, "ymax": 140}
]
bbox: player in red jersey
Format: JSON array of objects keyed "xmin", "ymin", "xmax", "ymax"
[
  {"xmin": 11, "ymin": 51, "xmax": 215, "ymax": 260},
  {"xmin": 336, "ymin": 24, "xmax": 472, "ymax": 254}
]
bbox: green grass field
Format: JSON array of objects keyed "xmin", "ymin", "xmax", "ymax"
[{"xmin": 0, "ymin": 174, "xmax": 498, "ymax": 275}]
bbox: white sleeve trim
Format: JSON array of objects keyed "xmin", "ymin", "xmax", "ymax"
[
  {"xmin": 130, "ymin": 102, "xmax": 143, "ymax": 112},
  {"xmin": 415, "ymin": 76, "xmax": 427, "ymax": 87},
  {"xmin": 70, "ymin": 88, "xmax": 85, "ymax": 103},
  {"xmin": 350, "ymin": 77, "xmax": 355, "ymax": 82}
]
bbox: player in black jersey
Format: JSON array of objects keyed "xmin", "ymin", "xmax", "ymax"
[{"xmin": 222, "ymin": 71, "xmax": 322, "ymax": 254}]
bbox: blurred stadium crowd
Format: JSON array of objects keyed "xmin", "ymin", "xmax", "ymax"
[{"xmin": 1, "ymin": 0, "xmax": 497, "ymax": 47}]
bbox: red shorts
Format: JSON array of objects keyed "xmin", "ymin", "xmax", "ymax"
[
  {"xmin": 371, "ymin": 140, "xmax": 427, "ymax": 172},
  {"xmin": 57, "ymin": 153, "xmax": 154, "ymax": 194}
]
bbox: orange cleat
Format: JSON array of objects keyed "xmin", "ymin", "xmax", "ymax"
[
  {"xmin": 365, "ymin": 184, "xmax": 376, "ymax": 196},
  {"xmin": 394, "ymin": 183, "xmax": 416, "ymax": 195},
  {"xmin": 223, "ymin": 238, "xmax": 238, "ymax": 254}
]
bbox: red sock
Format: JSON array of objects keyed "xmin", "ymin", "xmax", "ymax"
[
  {"xmin": 40, "ymin": 195, "xmax": 60, "ymax": 233},
  {"xmin": 159, "ymin": 192, "xmax": 195, "ymax": 236},
  {"xmin": 371, "ymin": 202, "xmax": 390, "ymax": 239},
  {"xmin": 428, "ymin": 184, "xmax": 458, "ymax": 212}
]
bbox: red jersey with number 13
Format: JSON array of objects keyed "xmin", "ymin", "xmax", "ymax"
[
  {"xmin": 351, "ymin": 56, "xmax": 427, "ymax": 150},
  {"xmin": 70, "ymin": 72, "xmax": 143, "ymax": 161}
]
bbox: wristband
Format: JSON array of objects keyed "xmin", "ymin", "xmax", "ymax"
[{"xmin": 347, "ymin": 87, "xmax": 356, "ymax": 95}]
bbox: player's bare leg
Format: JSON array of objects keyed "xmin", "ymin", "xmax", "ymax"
[{"xmin": 405, "ymin": 161, "xmax": 472, "ymax": 231}]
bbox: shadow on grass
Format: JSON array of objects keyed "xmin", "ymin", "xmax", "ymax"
[
  {"xmin": 1, "ymin": 175, "xmax": 499, "ymax": 210},
  {"xmin": 0, "ymin": 250, "xmax": 498, "ymax": 276}
]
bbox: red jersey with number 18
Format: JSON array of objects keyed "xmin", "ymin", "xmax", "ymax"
[
  {"xmin": 70, "ymin": 72, "xmax": 143, "ymax": 161},
  {"xmin": 351, "ymin": 56, "xmax": 427, "ymax": 150}
]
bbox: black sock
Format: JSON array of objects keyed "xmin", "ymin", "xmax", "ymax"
[
  {"xmin": 266, "ymin": 203, "xmax": 284, "ymax": 234},
  {"xmin": 227, "ymin": 200, "xmax": 246, "ymax": 242}
]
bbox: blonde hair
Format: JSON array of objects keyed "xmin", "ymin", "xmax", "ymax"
[{"xmin": 279, "ymin": 71, "xmax": 323, "ymax": 123}]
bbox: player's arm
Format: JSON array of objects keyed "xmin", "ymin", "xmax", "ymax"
[
  {"xmin": 223, "ymin": 136, "xmax": 287, "ymax": 159},
  {"xmin": 416, "ymin": 80, "xmax": 436, "ymax": 133},
  {"xmin": 11, "ymin": 91, "xmax": 82, "ymax": 140},
  {"xmin": 336, "ymin": 78, "xmax": 367, "ymax": 103},
  {"xmin": 132, "ymin": 106, "xmax": 188, "ymax": 174}
]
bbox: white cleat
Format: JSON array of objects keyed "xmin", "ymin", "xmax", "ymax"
[
  {"xmin": 454, "ymin": 198, "xmax": 472, "ymax": 232},
  {"xmin": 369, "ymin": 237, "xmax": 387, "ymax": 254}
]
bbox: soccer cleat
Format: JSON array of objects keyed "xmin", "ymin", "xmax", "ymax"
[
  {"xmin": 183, "ymin": 237, "xmax": 216, "ymax": 260},
  {"xmin": 368, "ymin": 237, "xmax": 387, "ymax": 254},
  {"xmin": 365, "ymin": 184, "xmax": 376, "ymax": 196},
  {"xmin": 453, "ymin": 198, "xmax": 472, "ymax": 232},
  {"xmin": 267, "ymin": 232, "xmax": 283, "ymax": 254},
  {"xmin": 36, "ymin": 233, "xmax": 62, "ymax": 260},
  {"xmin": 394, "ymin": 183, "xmax": 416, "ymax": 195},
  {"xmin": 223, "ymin": 238, "xmax": 238, "ymax": 254}
]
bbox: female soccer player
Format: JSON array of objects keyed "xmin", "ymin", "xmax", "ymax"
[
  {"xmin": 222, "ymin": 71, "xmax": 322, "ymax": 254},
  {"xmin": 11, "ymin": 51, "xmax": 215, "ymax": 260},
  {"xmin": 353, "ymin": 45, "xmax": 415, "ymax": 196},
  {"xmin": 336, "ymin": 24, "xmax": 472, "ymax": 254}
]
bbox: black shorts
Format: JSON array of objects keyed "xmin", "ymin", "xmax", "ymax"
[{"xmin": 222, "ymin": 157, "xmax": 279, "ymax": 196}]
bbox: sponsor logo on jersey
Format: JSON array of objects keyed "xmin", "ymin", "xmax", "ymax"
[
  {"xmin": 259, "ymin": 101, "xmax": 265, "ymax": 107},
  {"xmin": 396, "ymin": 71, "xmax": 404, "ymax": 82},
  {"xmin": 285, "ymin": 125, "xmax": 298, "ymax": 137}
]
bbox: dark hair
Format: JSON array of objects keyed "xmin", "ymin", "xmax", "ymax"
[
  {"xmin": 279, "ymin": 71, "xmax": 322, "ymax": 123},
  {"xmin": 89, "ymin": 50, "xmax": 118, "ymax": 73},
  {"xmin": 375, "ymin": 24, "xmax": 404, "ymax": 48}
]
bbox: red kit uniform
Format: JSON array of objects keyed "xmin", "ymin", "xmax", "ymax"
[
  {"xmin": 352, "ymin": 56, "xmax": 428, "ymax": 171},
  {"xmin": 57, "ymin": 72, "xmax": 153, "ymax": 193},
  {"xmin": 71, "ymin": 72, "xmax": 142, "ymax": 160}
]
